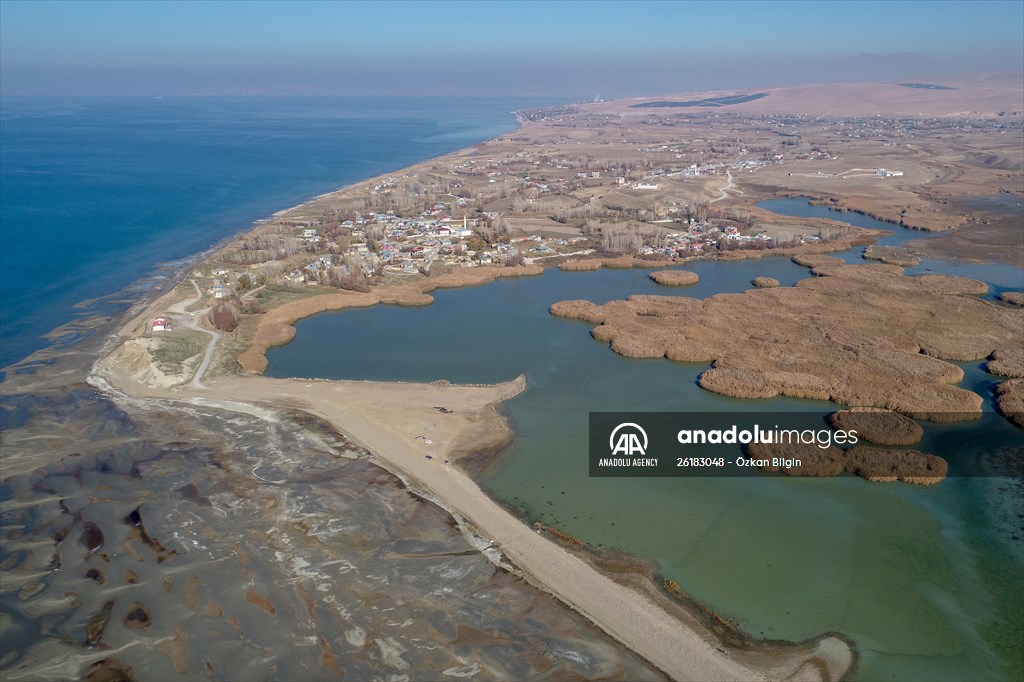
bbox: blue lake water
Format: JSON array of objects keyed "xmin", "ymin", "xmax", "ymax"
[
  {"xmin": 267, "ymin": 199, "xmax": 1024, "ymax": 681},
  {"xmin": 0, "ymin": 96, "xmax": 556, "ymax": 368},
  {"xmin": 757, "ymin": 197, "xmax": 1024, "ymax": 292}
]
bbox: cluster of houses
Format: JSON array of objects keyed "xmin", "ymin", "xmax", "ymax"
[
  {"xmin": 374, "ymin": 209, "xmax": 480, "ymax": 273},
  {"xmin": 370, "ymin": 176, "xmax": 398, "ymax": 195},
  {"xmin": 641, "ymin": 223, "xmax": 773, "ymax": 257},
  {"xmin": 209, "ymin": 268, "xmax": 233, "ymax": 299},
  {"xmin": 275, "ymin": 189, "xmax": 793, "ymax": 284},
  {"xmin": 281, "ymin": 204, "xmax": 523, "ymax": 283}
]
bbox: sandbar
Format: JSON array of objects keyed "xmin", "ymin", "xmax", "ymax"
[{"xmin": 93, "ymin": 350, "xmax": 853, "ymax": 680}]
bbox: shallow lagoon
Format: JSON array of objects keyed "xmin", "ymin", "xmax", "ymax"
[{"xmin": 267, "ymin": 200, "xmax": 1023, "ymax": 680}]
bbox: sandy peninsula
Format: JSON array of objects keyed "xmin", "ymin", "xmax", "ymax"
[
  {"xmin": 94, "ymin": 337, "xmax": 852, "ymax": 681},
  {"xmin": 91, "ymin": 248, "xmax": 863, "ymax": 680},
  {"xmin": 69, "ymin": 77, "xmax": 1024, "ymax": 681}
]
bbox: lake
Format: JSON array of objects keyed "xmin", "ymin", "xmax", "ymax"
[{"xmin": 267, "ymin": 198, "xmax": 1024, "ymax": 681}]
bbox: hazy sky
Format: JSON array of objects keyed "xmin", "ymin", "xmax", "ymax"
[{"xmin": 2, "ymin": 0, "xmax": 1022, "ymax": 96}]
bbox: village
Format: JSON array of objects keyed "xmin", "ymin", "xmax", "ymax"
[
  {"xmin": 144, "ymin": 103, "xmax": 1020, "ymax": 340},
  {"xmin": 270, "ymin": 202, "xmax": 780, "ymax": 285},
  {"xmin": 148, "ymin": 203, "xmax": 780, "ymax": 339}
]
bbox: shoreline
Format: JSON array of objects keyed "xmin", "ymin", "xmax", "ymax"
[
  {"xmin": 234, "ymin": 238, "xmax": 870, "ymax": 375},
  {"xmin": 85, "ymin": 255, "xmax": 858, "ymax": 680},
  {"xmin": 0, "ymin": 101, "xmax": 534, "ymax": 381},
  {"xmin": 84, "ymin": 241, "xmax": 857, "ymax": 680},
  {"xmin": 12, "ymin": 96, "xmax": 1020, "ymax": 680},
  {"xmin": 89, "ymin": 352, "xmax": 856, "ymax": 680},
  {"xmin": 70, "ymin": 113, "xmax": 1019, "ymax": 679}
]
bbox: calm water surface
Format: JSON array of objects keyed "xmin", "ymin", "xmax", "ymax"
[
  {"xmin": 0, "ymin": 96, "xmax": 555, "ymax": 367},
  {"xmin": 268, "ymin": 199, "xmax": 1024, "ymax": 681}
]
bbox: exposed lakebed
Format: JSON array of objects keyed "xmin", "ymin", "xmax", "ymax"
[{"xmin": 0, "ymin": 386, "xmax": 663, "ymax": 680}]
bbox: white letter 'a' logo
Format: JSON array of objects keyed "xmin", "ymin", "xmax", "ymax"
[{"xmin": 609, "ymin": 423, "xmax": 648, "ymax": 456}]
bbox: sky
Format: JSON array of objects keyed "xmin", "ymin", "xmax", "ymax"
[{"xmin": 1, "ymin": 0, "xmax": 1022, "ymax": 97}]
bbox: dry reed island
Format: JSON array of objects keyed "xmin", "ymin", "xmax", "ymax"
[{"xmin": 6, "ymin": 77, "xmax": 1022, "ymax": 681}]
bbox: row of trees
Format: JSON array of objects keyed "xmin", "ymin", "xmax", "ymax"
[
  {"xmin": 600, "ymin": 224, "xmax": 662, "ymax": 253},
  {"xmin": 223, "ymin": 229, "xmax": 316, "ymax": 265}
]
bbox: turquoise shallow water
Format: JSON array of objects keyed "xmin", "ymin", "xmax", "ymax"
[{"xmin": 268, "ymin": 201, "xmax": 1024, "ymax": 681}]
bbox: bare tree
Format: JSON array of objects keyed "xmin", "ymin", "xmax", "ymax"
[
  {"xmin": 505, "ymin": 250, "xmax": 526, "ymax": 267},
  {"xmin": 209, "ymin": 301, "xmax": 239, "ymax": 332},
  {"xmin": 692, "ymin": 198, "xmax": 709, "ymax": 223}
]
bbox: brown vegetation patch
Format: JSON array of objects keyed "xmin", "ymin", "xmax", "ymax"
[
  {"xmin": 749, "ymin": 442, "xmax": 946, "ymax": 485},
  {"xmin": 987, "ymin": 347, "xmax": 1024, "ymax": 378},
  {"xmin": 752, "ymin": 277, "xmax": 780, "ymax": 288},
  {"xmin": 548, "ymin": 300, "xmax": 606, "ymax": 323},
  {"xmin": 80, "ymin": 521, "xmax": 104, "ymax": 551},
  {"xmin": 908, "ymin": 212, "xmax": 1024, "ymax": 267},
  {"xmin": 209, "ymin": 301, "xmax": 240, "ymax": 332},
  {"xmin": 998, "ymin": 291, "xmax": 1024, "ymax": 307},
  {"xmin": 379, "ymin": 290, "xmax": 434, "ymax": 307},
  {"xmin": 994, "ymin": 379, "xmax": 1024, "ymax": 428},
  {"xmin": 862, "ymin": 246, "xmax": 921, "ymax": 267},
  {"xmin": 650, "ymin": 270, "xmax": 699, "ymax": 286},
  {"xmin": 601, "ymin": 255, "xmax": 653, "ymax": 269},
  {"xmin": 559, "ymin": 259, "xmax": 603, "ymax": 272},
  {"xmin": 716, "ymin": 239, "xmax": 856, "ymax": 261},
  {"xmin": 844, "ymin": 446, "xmax": 948, "ymax": 485},
  {"xmin": 805, "ymin": 197, "xmax": 962, "ymax": 232},
  {"xmin": 422, "ymin": 264, "xmax": 543, "ymax": 289},
  {"xmin": 829, "ymin": 408, "xmax": 924, "ymax": 445},
  {"xmin": 791, "ymin": 254, "xmax": 844, "ymax": 269},
  {"xmin": 560, "ymin": 256, "xmax": 664, "ymax": 272},
  {"xmin": 551, "ymin": 264, "xmax": 1021, "ymax": 419},
  {"xmin": 910, "ymin": 274, "xmax": 990, "ymax": 296},
  {"xmin": 750, "ymin": 442, "xmax": 846, "ymax": 476}
]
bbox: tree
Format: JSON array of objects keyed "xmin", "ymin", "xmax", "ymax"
[
  {"xmin": 505, "ymin": 250, "xmax": 526, "ymax": 267},
  {"xmin": 692, "ymin": 199, "xmax": 709, "ymax": 223},
  {"xmin": 466, "ymin": 236, "xmax": 488, "ymax": 254},
  {"xmin": 209, "ymin": 301, "xmax": 239, "ymax": 332}
]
